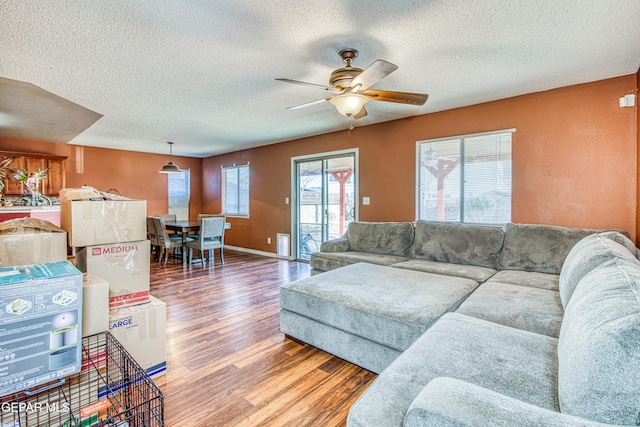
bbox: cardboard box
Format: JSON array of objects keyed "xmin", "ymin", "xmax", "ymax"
[
  {"xmin": 0, "ymin": 217, "xmax": 67, "ymax": 268},
  {"xmin": 109, "ymin": 296, "xmax": 166, "ymax": 378},
  {"xmin": 0, "ymin": 261, "xmax": 83, "ymax": 396},
  {"xmin": 82, "ymin": 273, "xmax": 109, "ymax": 337},
  {"xmin": 60, "ymin": 187, "xmax": 146, "ymax": 247},
  {"xmin": 76, "ymin": 240, "xmax": 150, "ymax": 309}
]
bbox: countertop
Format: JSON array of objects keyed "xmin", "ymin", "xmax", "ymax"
[{"xmin": 0, "ymin": 205, "xmax": 60, "ymax": 212}]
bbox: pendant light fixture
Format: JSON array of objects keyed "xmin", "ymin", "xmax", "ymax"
[{"xmin": 159, "ymin": 141, "xmax": 181, "ymax": 173}]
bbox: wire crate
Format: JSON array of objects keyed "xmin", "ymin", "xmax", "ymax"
[{"xmin": 0, "ymin": 332, "xmax": 164, "ymax": 426}]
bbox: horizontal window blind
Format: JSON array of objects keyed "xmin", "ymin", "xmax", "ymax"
[
  {"xmin": 222, "ymin": 164, "xmax": 250, "ymax": 216},
  {"xmin": 417, "ymin": 130, "xmax": 512, "ymax": 224}
]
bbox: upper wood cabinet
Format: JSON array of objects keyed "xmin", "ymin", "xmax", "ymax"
[
  {"xmin": 2, "ymin": 156, "xmax": 24, "ymax": 196},
  {"xmin": 0, "ymin": 151, "xmax": 67, "ymax": 196}
]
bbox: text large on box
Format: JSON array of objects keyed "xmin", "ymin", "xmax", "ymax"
[{"xmin": 109, "ymin": 296, "xmax": 166, "ymax": 378}]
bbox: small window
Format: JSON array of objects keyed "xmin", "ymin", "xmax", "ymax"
[
  {"xmin": 417, "ymin": 130, "xmax": 513, "ymax": 224},
  {"xmin": 222, "ymin": 164, "xmax": 250, "ymax": 216},
  {"xmin": 168, "ymin": 169, "xmax": 190, "ymax": 221}
]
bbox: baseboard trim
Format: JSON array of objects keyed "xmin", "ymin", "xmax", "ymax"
[{"xmin": 224, "ymin": 245, "xmax": 278, "ymax": 258}]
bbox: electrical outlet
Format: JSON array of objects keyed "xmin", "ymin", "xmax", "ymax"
[{"xmin": 267, "ymin": 237, "xmax": 271, "ymax": 244}]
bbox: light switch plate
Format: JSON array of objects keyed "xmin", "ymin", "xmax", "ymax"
[{"xmin": 363, "ymin": 197, "xmax": 370, "ymax": 205}]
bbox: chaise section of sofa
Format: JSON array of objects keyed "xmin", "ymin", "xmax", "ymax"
[{"xmin": 280, "ymin": 263, "xmax": 479, "ymax": 373}]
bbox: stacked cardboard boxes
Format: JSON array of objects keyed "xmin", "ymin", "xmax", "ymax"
[
  {"xmin": 60, "ymin": 187, "xmax": 166, "ymax": 378},
  {"xmin": 0, "ymin": 217, "xmax": 111, "ymax": 341},
  {"xmin": 61, "ymin": 187, "xmax": 150, "ymax": 309}
]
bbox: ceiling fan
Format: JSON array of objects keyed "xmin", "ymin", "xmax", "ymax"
[{"xmin": 276, "ymin": 48, "xmax": 428, "ymax": 119}]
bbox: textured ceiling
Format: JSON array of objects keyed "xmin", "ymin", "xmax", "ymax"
[{"xmin": 1, "ymin": 0, "xmax": 639, "ymax": 158}]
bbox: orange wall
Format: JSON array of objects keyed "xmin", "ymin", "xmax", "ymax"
[
  {"xmin": 0, "ymin": 138, "xmax": 202, "ymax": 218},
  {"xmin": 203, "ymin": 75, "xmax": 638, "ymax": 251},
  {"xmin": 2, "ymin": 74, "xmax": 637, "ymax": 252},
  {"xmin": 637, "ymin": 68, "xmax": 640, "ymax": 242}
]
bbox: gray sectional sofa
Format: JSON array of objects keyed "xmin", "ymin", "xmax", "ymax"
[{"xmin": 279, "ymin": 221, "xmax": 640, "ymax": 426}]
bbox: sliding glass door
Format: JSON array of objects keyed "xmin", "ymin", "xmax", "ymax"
[{"xmin": 293, "ymin": 151, "xmax": 357, "ymax": 261}]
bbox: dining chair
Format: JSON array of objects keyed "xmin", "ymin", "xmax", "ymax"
[
  {"xmin": 146, "ymin": 217, "xmax": 160, "ymax": 260},
  {"xmin": 153, "ymin": 217, "xmax": 184, "ymax": 266},
  {"xmin": 155, "ymin": 213, "xmax": 182, "ymax": 243},
  {"xmin": 192, "ymin": 214, "xmax": 224, "ymax": 240},
  {"xmin": 196, "ymin": 213, "xmax": 224, "ymax": 224},
  {"xmin": 187, "ymin": 216, "xmax": 226, "ymax": 267},
  {"xmin": 155, "ymin": 213, "xmax": 177, "ymax": 222}
]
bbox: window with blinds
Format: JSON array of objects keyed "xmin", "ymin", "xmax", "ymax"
[
  {"xmin": 222, "ymin": 164, "xmax": 250, "ymax": 216},
  {"xmin": 168, "ymin": 169, "xmax": 190, "ymax": 221},
  {"xmin": 417, "ymin": 130, "xmax": 513, "ymax": 224}
]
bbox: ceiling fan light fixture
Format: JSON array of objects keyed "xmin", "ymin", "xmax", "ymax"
[
  {"xmin": 159, "ymin": 141, "xmax": 181, "ymax": 173},
  {"xmin": 330, "ymin": 94, "xmax": 369, "ymax": 117}
]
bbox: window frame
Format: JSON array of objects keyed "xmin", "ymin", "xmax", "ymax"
[
  {"xmin": 221, "ymin": 163, "xmax": 250, "ymax": 217},
  {"xmin": 416, "ymin": 129, "xmax": 514, "ymax": 225},
  {"xmin": 167, "ymin": 168, "xmax": 190, "ymax": 221}
]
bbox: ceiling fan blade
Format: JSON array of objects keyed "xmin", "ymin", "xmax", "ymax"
[
  {"xmin": 353, "ymin": 106, "xmax": 368, "ymax": 120},
  {"xmin": 276, "ymin": 78, "xmax": 342, "ymax": 93},
  {"xmin": 362, "ymin": 89, "xmax": 428, "ymax": 106},
  {"xmin": 350, "ymin": 60, "xmax": 398, "ymax": 91},
  {"xmin": 286, "ymin": 97, "xmax": 332, "ymax": 110}
]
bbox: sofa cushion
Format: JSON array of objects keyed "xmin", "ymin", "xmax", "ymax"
[
  {"xmin": 348, "ymin": 221, "xmax": 414, "ymax": 258},
  {"xmin": 559, "ymin": 233, "xmax": 637, "ymax": 308},
  {"xmin": 391, "ymin": 259, "xmax": 496, "ymax": 282},
  {"xmin": 597, "ymin": 231, "xmax": 637, "ymax": 255},
  {"xmin": 347, "ymin": 313, "xmax": 559, "ymax": 427},
  {"xmin": 309, "ymin": 251, "xmax": 410, "ymax": 272},
  {"xmin": 413, "ymin": 221, "xmax": 504, "ymax": 269},
  {"xmin": 456, "ymin": 282, "xmax": 563, "ymax": 337},
  {"xmin": 498, "ymin": 223, "xmax": 600, "ymax": 274},
  {"xmin": 557, "ymin": 258, "xmax": 640, "ymax": 424},
  {"xmin": 487, "ymin": 270, "xmax": 560, "ymax": 291},
  {"xmin": 280, "ymin": 263, "xmax": 478, "ymax": 352}
]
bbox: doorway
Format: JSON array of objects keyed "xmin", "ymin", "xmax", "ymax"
[{"xmin": 292, "ymin": 150, "xmax": 358, "ymax": 261}]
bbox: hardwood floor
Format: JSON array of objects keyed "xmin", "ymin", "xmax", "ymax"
[{"xmin": 150, "ymin": 250, "xmax": 376, "ymax": 427}]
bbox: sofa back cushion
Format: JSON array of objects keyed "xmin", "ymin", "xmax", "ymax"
[
  {"xmin": 559, "ymin": 233, "xmax": 637, "ymax": 308},
  {"xmin": 557, "ymin": 258, "xmax": 640, "ymax": 424},
  {"xmin": 348, "ymin": 222, "xmax": 414, "ymax": 258},
  {"xmin": 413, "ymin": 221, "xmax": 504, "ymax": 269},
  {"xmin": 498, "ymin": 223, "xmax": 601, "ymax": 274}
]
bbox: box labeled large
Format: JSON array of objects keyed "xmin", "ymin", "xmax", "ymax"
[
  {"xmin": 109, "ymin": 296, "xmax": 166, "ymax": 378},
  {"xmin": 0, "ymin": 261, "xmax": 83, "ymax": 396},
  {"xmin": 0, "ymin": 218, "xmax": 67, "ymax": 268},
  {"xmin": 82, "ymin": 273, "xmax": 109, "ymax": 337},
  {"xmin": 60, "ymin": 187, "xmax": 146, "ymax": 247},
  {"xmin": 76, "ymin": 240, "xmax": 150, "ymax": 309}
]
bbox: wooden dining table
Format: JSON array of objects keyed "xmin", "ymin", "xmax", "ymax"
[{"xmin": 164, "ymin": 220, "xmax": 200, "ymax": 265}]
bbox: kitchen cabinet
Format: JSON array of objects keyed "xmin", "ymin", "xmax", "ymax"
[
  {"xmin": 2, "ymin": 156, "xmax": 24, "ymax": 195},
  {"xmin": 45, "ymin": 159, "xmax": 65, "ymax": 196},
  {"xmin": 0, "ymin": 151, "xmax": 67, "ymax": 196}
]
